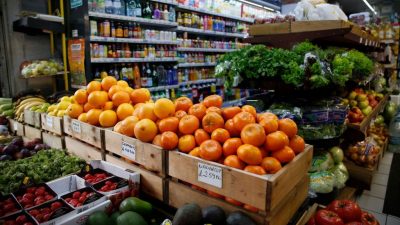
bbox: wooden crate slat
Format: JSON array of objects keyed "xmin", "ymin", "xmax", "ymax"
[
  {"xmin": 9, "ymin": 119, "xmax": 25, "ymax": 136},
  {"xmin": 104, "ymin": 130, "xmax": 165, "ymax": 175},
  {"xmin": 65, "ymin": 136, "xmax": 103, "ymax": 162},
  {"xmin": 290, "ymin": 20, "xmax": 350, "ymax": 33},
  {"xmin": 63, "ymin": 116, "xmax": 103, "ymax": 148},
  {"xmin": 24, "ymin": 109, "xmax": 41, "ymax": 128},
  {"xmin": 41, "ymin": 113, "xmax": 63, "ymax": 135},
  {"xmin": 42, "ymin": 132, "xmax": 65, "ymax": 149},
  {"xmin": 24, "ymin": 125, "xmax": 42, "ymax": 140}
]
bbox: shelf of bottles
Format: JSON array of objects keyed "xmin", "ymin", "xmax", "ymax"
[
  {"xmin": 177, "ymin": 62, "xmax": 216, "ymax": 67},
  {"xmin": 90, "ymin": 36, "xmax": 179, "ymax": 45},
  {"xmin": 150, "ymin": 0, "xmax": 179, "ymax": 6}
]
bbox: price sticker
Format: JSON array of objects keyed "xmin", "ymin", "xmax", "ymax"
[
  {"xmin": 72, "ymin": 120, "xmax": 81, "ymax": 133},
  {"xmin": 14, "ymin": 122, "xmax": 18, "ymax": 131},
  {"xmin": 198, "ymin": 162, "xmax": 222, "ymax": 188},
  {"xmin": 121, "ymin": 141, "xmax": 136, "ymax": 161},
  {"xmin": 46, "ymin": 116, "xmax": 53, "ymax": 128}
]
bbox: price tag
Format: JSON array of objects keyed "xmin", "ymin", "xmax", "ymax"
[
  {"xmin": 121, "ymin": 141, "xmax": 136, "ymax": 161},
  {"xmin": 46, "ymin": 116, "xmax": 53, "ymax": 128},
  {"xmin": 72, "ymin": 120, "xmax": 81, "ymax": 133},
  {"xmin": 198, "ymin": 162, "xmax": 222, "ymax": 188},
  {"xmin": 14, "ymin": 122, "xmax": 18, "ymax": 131}
]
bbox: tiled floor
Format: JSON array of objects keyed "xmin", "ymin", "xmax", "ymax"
[{"xmin": 356, "ymin": 151, "xmax": 400, "ymax": 225}]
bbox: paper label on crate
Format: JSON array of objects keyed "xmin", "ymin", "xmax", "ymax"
[
  {"xmin": 46, "ymin": 116, "xmax": 53, "ymax": 128},
  {"xmin": 14, "ymin": 122, "xmax": 17, "ymax": 131},
  {"xmin": 72, "ymin": 120, "xmax": 81, "ymax": 133},
  {"xmin": 198, "ymin": 162, "xmax": 222, "ymax": 188},
  {"xmin": 121, "ymin": 141, "xmax": 136, "ymax": 161}
]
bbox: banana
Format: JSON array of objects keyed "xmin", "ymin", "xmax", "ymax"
[
  {"xmin": 15, "ymin": 101, "xmax": 44, "ymax": 116},
  {"xmin": 15, "ymin": 97, "xmax": 45, "ymax": 108}
]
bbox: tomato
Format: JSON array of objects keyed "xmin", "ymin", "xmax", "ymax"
[
  {"xmin": 307, "ymin": 216, "xmax": 316, "ymax": 225},
  {"xmin": 41, "ymin": 207, "xmax": 51, "ymax": 214},
  {"xmin": 23, "ymin": 193, "xmax": 34, "ymax": 200},
  {"xmin": 29, "ymin": 209, "xmax": 39, "ymax": 216},
  {"xmin": 45, "ymin": 195, "xmax": 54, "ymax": 201},
  {"xmin": 70, "ymin": 199, "xmax": 79, "ymax": 207},
  {"xmin": 315, "ymin": 210, "xmax": 344, "ymax": 225},
  {"xmin": 51, "ymin": 202, "xmax": 62, "ymax": 210},
  {"xmin": 16, "ymin": 215, "xmax": 27, "ymax": 223},
  {"xmin": 345, "ymin": 222, "xmax": 362, "ymax": 225},
  {"xmin": 327, "ymin": 200, "xmax": 362, "ymax": 223},
  {"xmin": 23, "ymin": 223, "xmax": 33, "ymax": 225},
  {"xmin": 26, "ymin": 187, "xmax": 36, "ymax": 194},
  {"xmin": 360, "ymin": 211, "xmax": 379, "ymax": 225},
  {"xmin": 34, "ymin": 189, "xmax": 45, "ymax": 196},
  {"xmin": 72, "ymin": 191, "xmax": 81, "ymax": 199},
  {"xmin": 84, "ymin": 174, "xmax": 92, "ymax": 179},
  {"xmin": 43, "ymin": 213, "xmax": 52, "ymax": 222},
  {"xmin": 78, "ymin": 196, "xmax": 87, "ymax": 203}
]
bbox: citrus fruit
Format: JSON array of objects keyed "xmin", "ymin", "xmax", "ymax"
[
  {"xmin": 102, "ymin": 101, "xmax": 114, "ymax": 110},
  {"xmin": 87, "ymin": 81, "xmax": 102, "ymax": 93},
  {"xmin": 222, "ymin": 106, "xmax": 242, "ymax": 120},
  {"xmin": 241, "ymin": 105, "xmax": 257, "ymax": 119},
  {"xmin": 237, "ymin": 144, "xmax": 262, "ymax": 165},
  {"xmin": 202, "ymin": 112, "xmax": 224, "ymax": 133},
  {"xmin": 225, "ymin": 119, "xmax": 240, "ymax": 137},
  {"xmin": 179, "ymin": 115, "xmax": 199, "ymax": 134},
  {"xmin": 160, "ymin": 131, "xmax": 179, "ymax": 150},
  {"xmin": 278, "ymin": 118, "xmax": 298, "ymax": 138},
  {"xmin": 199, "ymin": 140, "xmax": 222, "ymax": 161},
  {"xmin": 261, "ymin": 157, "xmax": 282, "ymax": 174},
  {"xmin": 178, "ymin": 135, "xmax": 196, "ymax": 153},
  {"xmin": 206, "ymin": 106, "xmax": 222, "ymax": 115},
  {"xmin": 66, "ymin": 103, "xmax": 83, "ymax": 119},
  {"xmin": 240, "ymin": 124, "xmax": 266, "ymax": 147},
  {"xmin": 244, "ymin": 165, "xmax": 266, "ymax": 175},
  {"xmin": 265, "ymin": 131, "xmax": 289, "ymax": 152},
  {"xmin": 174, "ymin": 97, "xmax": 193, "ymax": 112},
  {"xmin": 189, "ymin": 147, "xmax": 200, "ymax": 157},
  {"xmin": 152, "ymin": 134, "xmax": 162, "ymax": 146},
  {"xmin": 137, "ymin": 103, "xmax": 157, "ymax": 121},
  {"xmin": 188, "ymin": 103, "xmax": 207, "ymax": 120},
  {"xmin": 134, "ymin": 119, "xmax": 158, "ymax": 143},
  {"xmin": 117, "ymin": 80, "xmax": 129, "ymax": 87},
  {"xmin": 78, "ymin": 113, "xmax": 88, "ymax": 122},
  {"xmin": 130, "ymin": 88, "xmax": 151, "ymax": 104},
  {"xmin": 108, "ymin": 85, "xmax": 123, "ymax": 99},
  {"xmin": 194, "ymin": 129, "xmax": 210, "ymax": 145},
  {"xmin": 175, "ymin": 110, "xmax": 187, "ymax": 120},
  {"xmin": 158, "ymin": 117, "xmax": 179, "ymax": 133},
  {"xmin": 257, "ymin": 112, "xmax": 279, "ymax": 122},
  {"xmin": 154, "ymin": 98, "xmax": 175, "ymax": 119},
  {"xmin": 203, "ymin": 95, "xmax": 223, "ymax": 108},
  {"xmin": 88, "ymin": 91, "xmax": 108, "ymax": 108},
  {"xmin": 116, "ymin": 103, "xmax": 134, "ymax": 120},
  {"xmin": 101, "ymin": 76, "xmax": 117, "ymax": 91},
  {"xmin": 99, "ymin": 110, "xmax": 117, "ymax": 127},
  {"xmin": 259, "ymin": 117, "xmax": 279, "ymax": 134},
  {"xmin": 211, "ymin": 128, "xmax": 230, "ymax": 144},
  {"xmin": 84, "ymin": 102, "xmax": 96, "ymax": 112},
  {"xmin": 86, "ymin": 109, "xmax": 102, "ymax": 126},
  {"xmin": 223, "ymin": 155, "xmax": 245, "ymax": 169},
  {"xmin": 222, "ymin": 138, "xmax": 243, "ymax": 157},
  {"xmin": 289, "ymin": 135, "xmax": 305, "ymax": 154},
  {"xmin": 118, "ymin": 116, "xmax": 139, "ymax": 137},
  {"xmin": 233, "ymin": 112, "xmax": 256, "ymax": 132},
  {"xmin": 112, "ymin": 91, "xmax": 130, "ymax": 107},
  {"xmin": 271, "ymin": 146, "xmax": 295, "ymax": 163},
  {"xmin": 74, "ymin": 89, "xmax": 87, "ymax": 105}
]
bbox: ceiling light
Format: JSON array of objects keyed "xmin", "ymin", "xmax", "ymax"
[
  {"xmin": 238, "ymin": 0, "xmax": 275, "ymax": 12},
  {"xmin": 362, "ymin": 0, "xmax": 377, "ymax": 15}
]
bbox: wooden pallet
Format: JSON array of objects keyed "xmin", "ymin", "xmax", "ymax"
[
  {"xmin": 42, "ymin": 131, "xmax": 65, "ymax": 149},
  {"xmin": 64, "ymin": 136, "xmax": 103, "ymax": 162},
  {"xmin": 168, "ymin": 145, "xmax": 313, "ymax": 212},
  {"xmin": 168, "ymin": 176, "xmax": 309, "ymax": 225},
  {"xmin": 23, "ymin": 109, "xmax": 41, "ymax": 128},
  {"xmin": 9, "ymin": 119, "xmax": 25, "ymax": 136},
  {"xmin": 104, "ymin": 130, "xmax": 167, "ymax": 176},
  {"xmin": 63, "ymin": 116, "xmax": 104, "ymax": 149},
  {"xmin": 105, "ymin": 154, "xmax": 166, "ymax": 202},
  {"xmin": 41, "ymin": 114, "xmax": 63, "ymax": 135},
  {"xmin": 24, "ymin": 125, "xmax": 42, "ymax": 140}
]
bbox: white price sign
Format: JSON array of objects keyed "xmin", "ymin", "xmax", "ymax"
[
  {"xmin": 121, "ymin": 141, "xmax": 136, "ymax": 161},
  {"xmin": 46, "ymin": 116, "xmax": 53, "ymax": 128},
  {"xmin": 198, "ymin": 162, "xmax": 222, "ymax": 188},
  {"xmin": 13, "ymin": 122, "xmax": 18, "ymax": 131},
  {"xmin": 72, "ymin": 120, "xmax": 81, "ymax": 133}
]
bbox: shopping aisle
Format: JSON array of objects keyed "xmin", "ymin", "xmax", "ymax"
[{"xmin": 356, "ymin": 151, "xmax": 400, "ymax": 225}]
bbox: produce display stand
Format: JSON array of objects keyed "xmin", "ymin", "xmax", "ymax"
[
  {"xmin": 23, "ymin": 109, "xmax": 41, "ymax": 128},
  {"xmin": 23, "ymin": 124, "xmax": 42, "ymax": 140},
  {"xmin": 63, "ymin": 116, "xmax": 104, "ymax": 149},
  {"xmin": 64, "ymin": 136, "xmax": 103, "ymax": 162},
  {"xmin": 40, "ymin": 113, "xmax": 65, "ymax": 149},
  {"xmin": 8, "ymin": 119, "xmax": 25, "ymax": 136}
]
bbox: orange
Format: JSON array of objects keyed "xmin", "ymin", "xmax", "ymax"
[
  {"xmin": 179, "ymin": 115, "xmax": 199, "ymax": 134},
  {"xmin": 84, "ymin": 102, "xmax": 96, "ymax": 112},
  {"xmin": 188, "ymin": 103, "xmax": 207, "ymax": 120},
  {"xmin": 117, "ymin": 80, "xmax": 129, "ymax": 87},
  {"xmin": 244, "ymin": 165, "xmax": 266, "ymax": 175},
  {"xmin": 278, "ymin": 118, "xmax": 298, "ymax": 138},
  {"xmin": 272, "ymin": 146, "xmax": 295, "ymax": 163},
  {"xmin": 261, "ymin": 157, "xmax": 282, "ymax": 174},
  {"xmin": 102, "ymin": 101, "xmax": 114, "ymax": 110},
  {"xmin": 118, "ymin": 116, "xmax": 138, "ymax": 137},
  {"xmin": 222, "ymin": 138, "xmax": 243, "ymax": 157},
  {"xmin": 233, "ymin": 112, "xmax": 256, "ymax": 132},
  {"xmin": 116, "ymin": 103, "xmax": 134, "ymax": 121},
  {"xmin": 114, "ymin": 121, "xmax": 122, "ymax": 133},
  {"xmin": 112, "ymin": 91, "xmax": 130, "ymax": 107},
  {"xmin": 66, "ymin": 104, "xmax": 83, "ymax": 119},
  {"xmin": 134, "ymin": 119, "xmax": 158, "ymax": 143},
  {"xmin": 152, "ymin": 134, "xmax": 162, "ymax": 147},
  {"xmin": 108, "ymin": 85, "xmax": 123, "ymax": 99},
  {"xmin": 74, "ymin": 89, "xmax": 87, "ymax": 105},
  {"xmin": 189, "ymin": 147, "xmax": 200, "ymax": 157},
  {"xmin": 199, "ymin": 140, "xmax": 222, "ymax": 161},
  {"xmin": 130, "ymin": 88, "xmax": 151, "ymax": 104},
  {"xmin": 175, "ymin": 110, "xmax": 187, "ymax": 120},
  {"xmin": 137, "ymin": 103, "xmax": 157, "ymax": 122},
  {"xmin": 77, "ymin": 113, "xmax": 88, "ymax": 123},
  {"xmin": 134, "ymin": 102, "xmax": 145, "ymax": 110},
  {"xmin": 158, "ymin": 117, "xmax": 179, "ymax": 133},
  {"xmin": 203, "ymin": 95, "xmax": 223, "ymax": 108},
  {"xmin": 154, "ymin": 98, "xmax": 175, "ymax": 119},
  {"xmin": 257, "ymin": 112, "xmax": 279, "ymax": 122},
  {"xmin": 265, "ymin": 131, "xmax": 289, "ymax": 152},
  {"xmin": 211, "ymin": 128, "xmax": 230, "ymax": 144},
  {"xmin": 260, "ymin": 148, "xmax": 268, "ymax": 158},
  {"xmin": 191, "ymin": 184, "xmax": 206, "ymax": 192},
  {"xmin": 99, "ymin": 110, "xmax": 117, "ymax": 127},
  {"xmin": 206, "ymin": 190, "xmax": 224, "ymax": 199},
  {"xmin": 225, "ymin": 197, "xmax": 243, "ymax": 207},
  {"xmin": 202, "ymin": 112, "xmax": 224, "ymax": 133},
  {"xmin": 222, "ymin": 106, "xmax": 242, "ymax": 120},
  {"xmin": 86, "ymin": 109, "xmax": 102, "ymax": 126},
  {"xmin": 244, "ymin": 204, "xmax": 259, "ymax": 213},
  {"xmin": 225, "ymin": 119, "xmax": 240, "ymax": 137},
  {"xmin": 259, "ymin": 117, "xmax": 279, "ymax": 134},
  {"xmin": 174, "ymin": 97, "xmax": 193, "ymax": 112},
  {"xmin": 194, "ymin": 129, "xmax": 210, "ymax": 145},
  {"xmin": 86, "ymin": 80, "xmax": 101, "ymax": 93},
  {"xmin": 237, "ymin": 144, "xmax": 262, "ymax": 165},
  {"xmin": 241, "ymin": 105, "xmax": 257, "ymax": 119},
  {"xmin": 178, "ymin": 134, "xmax": 196, "ymax": 153},
  {"xmin": 223, "ymin": 155, "xmax": 245, "ymax": 169},
  {"xmin": 88, "ymin": 91, "xmax": 108, "ymax": 108},
  {"xmin": 240, "ymin": 124, "xmax": 266, "ymax": 147},
  {"xmin": 206, "ymin": 106, "xmax": 222, "ymax": 115},
  {"xmin": 124, "ymin": 87, "xmax": 134, "ymax": 95},
  {"xmin": 101, "ymin": 76, "xmax": 117, "ymax": 91},
  {"xmin": 289, "ymin": 135, "xmax": 305, "ymax": 154},
  {"xmin": 160, "ymin": 131, "xmax": 179, "ymax": 150}
]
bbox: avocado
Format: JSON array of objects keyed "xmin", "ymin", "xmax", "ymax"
[
  {"xmin": 172, "ymin": 203, "xmax": 202, "ymax": 225},
  {"xmin": 202, "ymin": 205, "xmax": 226, "ymax": 225},
  {"xmin": 110, "ymin": 211, "xmax": 121, "ymax": 225},
  {"xmin": 117, "ymin": 211, "xmax": 148, "ymax": 225},
  {"xmin": 226, "ymin": 211, "xmax": 257, "ymax": 225},
  {"xmin": 86, "ymin": 211, "xmax": 110, "ymax": 225},
  {"xmin": 119, "ymin": 197, "xmax": 152, "ymax": 216}
]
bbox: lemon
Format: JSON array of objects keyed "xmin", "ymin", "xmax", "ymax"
[
  {"xmin": 57, "ymin": 101, "xmax": 70, "ymax": 110},
  {"xmin": 48, "ymin": 111, "xmax": 56, "ymax": 116},
  {"xmin": 60, "ymin": 96, "xmax": 71, "ymax": 102},
  {"xmin": 57, "ymin": 110, "xmax": 66, "ymax": 117},
  {"xmin": 47, "ymin": 105, "xmax": 57, "ymax": 112}
]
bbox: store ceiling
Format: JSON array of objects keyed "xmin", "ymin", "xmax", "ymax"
[{"xmin": 328, "ymin": 0, "xmax": 398, "ymax": 15}]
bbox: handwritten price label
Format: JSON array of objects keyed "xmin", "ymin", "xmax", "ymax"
[
  {"xmin": 198, "ymin": 162, "xmax": 222, "ymax": 188},
  {"xmin": 46, "ymin": 116, "xmax": 53, "ymax": 128},
  {"xmin": 72, "ymin": 120, "xmax": 81, "ymax": 133},
  {"xmin": 121, "ymin": 141, "xmax": 136, "ymax": 161},
  {"xmin": 14, "ymin": 122, "xmax": 18, "ymax": 131}
]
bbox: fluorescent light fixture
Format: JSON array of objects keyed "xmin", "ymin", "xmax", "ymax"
[
  {"xmin": 237, "ymin": 0, "xmax": 275, "ymax": 11},
  {"xmin": 362, "ymin": 0, "xmax": 377, "ymax": 15}
]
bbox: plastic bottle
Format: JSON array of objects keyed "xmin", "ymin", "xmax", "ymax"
[
  {"xmin": 113, "ymin": 0, "xmax": 123, "ymax": 15},
  {"xmin": 169, "ymin": 5, "xmax": 175, "ymax": 22},
  {"xmin": 97, "ymin": 0, "xmax": 106, "ymax": 13},
  {"xmin": 389, "ymin": 111, "xmax": 400, "ymax": 151},
  {"xmin": 105, "ymin": 0, "xmax": 114, "ymax": 14},
  {"xmin": 126, "ymin": 0, "xmax": 135, "ymax": 16}
]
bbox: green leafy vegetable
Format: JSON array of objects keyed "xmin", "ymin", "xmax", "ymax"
[{"xmin": 331, "ymin": 55, "xmax": 354, "ymax": 86}]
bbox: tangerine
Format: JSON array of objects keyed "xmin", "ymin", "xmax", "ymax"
[
  {"xmin": 265, "ymin": 131, "xmax": 289, "ymax": 152},
  {"xmin": 158, "ymin": 117, "xmax": 179, "ymax": 133},
  {"xmin": 102, "ymin": 101, "xmax": 114, "ymax": 110},
  {"xmin": 84, "ymin": 102, "xmax": 96, "ymax": 112},
  {"xmin": 289, "ymin": 135, "xmax": 305, "ymax": 154},
  {"xmin": 202, "ymin": 112, "xmax": 224, "ymax": 133},
  {"xmin": 86, "ymin": 80, "xmax": 102, "ymax": 93},
  {"xmin": 178, "ymin": 135, "xmax": 196, "ymax": 153},
  {"xmin": 194, "ymin": 129, "xmax": 210, "ymax": 145},
  {"xmin": 108, "ymin": 85, "xmax": 123, "ymax": 99},
  {"xmin": 278, "ymin": 118, "xmax": 298, "ymax": 138},
  {"xmin": 241, "ymin": 105, "xmax": 257, "ymax": 119},
  {"xmin": 222, "ymin": 106, "xmax": 242, "ymax": 120},
  {"xmin": 257, "ymin": 112, "xmax": 279, "ymax": 122},
  {"xmin": 112, "ymin": 91, "xmax": 131, "ymax": 107},
  {"xmin": 117, "ymin": 80, "xmax": 129, "ymax": 87},
  {"xmin": 222, "ymin": 138, "xmax": 243, "ymax": 157},
  {"xmin": 174, "ymin": 97, "xmax": 193, "ymax": 112},
  {"xmin": 223, "ymin": 155, "xmax": 245, "ymax": 169},
  {"xmin": 101, "ymin": 76, "xmax": 117, "ymax": 91},
  {"xmin": 206, "ymin": 106, "xmax": 222, "ymax": 115},
  {"xmin": 116, "ymin": 103, "xmax": 134, "ymax": 120},
  {"xmin": 179, "ymin": 115, "xmax": 199, "ymax": 134},
  {"xmin": 233, "ymin": 112, "xmax": 256, "ymax": 132},
  {"xmin": 66, "ymin": 104, "xmax": 83, "ymax": 119},
  {"xmin": 174, "ymin": 110, "xmax": 187, "ymax": 120},
  {"xmin": 137, "ymin": 103, "xmax": 157, "ymax": 121},
  {"xmin": 130, "ymin": 88, "xmax": 151, "ymax": 104},
  {"xmin": 271, "ymin": 146, "xmax": 295, "ymax": 163},
  {"xmin": 86, "ymin": 109, "xmax": 102, "ymax": 126},
  {"xmin": 88, "ymin": 91, "xmax": 108, "ymax": 108},
  {"xmin": 237, "ymin": 144, "xmax": 262, "ymax": 165},
  {"xmin": 244, "ymin": 165, "xmax": 266, "ymax": 175},
  {"xmin": 240, "ymin": 123, "xmax": 266, "ymax": 147},
  {"xmin": 118, "ymin": 116, "xmax": 138, "ymax": 137},
  {"xmin": 188, "ymin": 103, "xmax": 207, "ymax": 120},
  {"xmin": 74, "ymin": 89, "xmax": 87, "ymax": 105},
  {"xmin": 134, "ymin": 119, "xmax": 158, "ymax": 143},
  {"xmin": 211, "ymin": 128, "xmax": 230, "ymax": 144},
  {"xmin": 199, "ymin": 140, "xmax": 222, "ymax": 161},
  {"xmin": 189, "ymin": 147, "xmax": 200, "ymax": 157},
  {"xmin": 259, "ymin": 117, "xmax": 279, "ymax": 134},
  {"xmin": 77, "ymin": 113, "xmax": 88, "ymax": 123},
  {"xmin": 99, "ymin": 110, "xmax": 117, "ymax": 127},
  {"xmin": 160, "ymin": 131, "xmax": 179, "ymax": 150},
  {"xmin": 225, "ymin": 119, "xmax": 240, "ymax": 137},
  {"xmin": 261, "ymin": 157, "xmax": 282, "ymax": 174},
  {"xmin": 203, "ymin": 95, "xmax": 223, "ymax": 108},
  {"xmin": 154, "ymin": 98, "xmax": 175, "ymax": 119},
  {"xmin": 152, "ymin": 134, "xmax": 162, "ymax": 147}
]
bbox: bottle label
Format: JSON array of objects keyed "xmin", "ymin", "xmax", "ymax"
[
  {"xmin": 147, "ymin": 77, "xmax": 153, "ymax": 87},
  {"xmin": 135, "ymin": 8, "xmax": 142, "ymax": 17}
]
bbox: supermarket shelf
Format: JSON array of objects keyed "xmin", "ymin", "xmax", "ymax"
[
  {"xmin": 147, "ymin": 78, "xmax": 217, "ymax": 91},
  {"xmin": 176, "ymin": 4, "xmax": 254, "ymax": 23},
  {"xmin": 89, "ymin": 12, "xmax": 178, "ymax": 27},
  {"xmin": 177, "ymin": 47, "xmax": 237, "ymax": 53},
  {"xmin": 150, "ymin": 0, "xmax": 178, "ymax": 5},
  {"xmin": 148, "ymin": 84, "xmax": 179, "ymax": 91},
  {"xmin": 176, "ymin": 26, "xmax": 246, "ymax": 38},
  {"xmin": 91, "ymin": 57, "xmax": 178, "ymax": 63},
  {"xmin": 177, "ymin": 62, "xmax": 216, "ymax": 67},
  {"xmin": 222, "ymin": 97, "xmax": 246, "ymax": 107},
  {"xmin": 90, "ymin": 36, "xmax": 179, "ymax": 45}
]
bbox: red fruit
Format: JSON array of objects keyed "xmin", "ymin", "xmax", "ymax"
[
  {"xmin": 41, "ymin": 207, "xmax": 51, "ymax": 214},
  {"xmin": 327, "ymin": 200, "xmax": 362, "ymax": 223},
  {"xmin": 23, "ymin": 193, "xmax": 34, "ymax": 200},
  {"xmin": 26, "ymin": 187, "xmax": 36, "ymax": 193},
  {"xmin": 78, "ymin": 196, "xmax": 87, "ymax": 203},
  {"xmin": 307, "ymin": 216, "xmax": 316, "ymax": 225},
  {"xmin": 72, "ymin": 191, "xmax": 81, "ymax": 199},
  {"xmin": 70, "ymin": 199, "xmax": 79, "ymax": 207},
  {"xmin": 34, "ymin": 189, "xmax": 45, "ymax": 196},
  {"xmin": 35, "ymin": 213, "xmax": 43, "ymax": 222},
  {"xmin": 51, "ymin": 201, "xmax": 62, "ymax": 210},
  {"xmin": 84, "ymin": 174, "xmax": 92, "ymax": 179},
  {"xmin": 360, "ymin": 211, "xmax": 379, "ymax": 225},
  {"xmin": 45, "ymin": 195, "xmax": 54, "ymax": 201},
  {"xmin": 43, "ymin": 213, "xmax": 52, "ymax": 222},
  {"xmin": 29, "ymin": 209, "xmax": 39, "ymax": 216},
  {"xmin": 65, "ymin": 198, "xmax": 72, "ymax": 202},
  {"xmin": 105, "ymin": 181, "xmax": 112, "ymax": 186},
  {"xmin": 81, "ymin": 191, "xmax": 88, "ymax": 197},
  {"xmin": 23, "ymin": 223, "xmax": 33, "ymax": 225},
  {"xmin": 345, "ymin": 222, "xmax": 362, "ymax": 225},
  {"xmin": 16, "ymin": 215, "xmax": 27, "ymax": 223},
  {"xmin": 4, "ymin": 203, "xmax": 15, "ymax": 211},
  {"xmin": 24, "ymin": 204, "xmax": 33, "ymax": 208},
  {"xmin": 21, "ymin": 197, "xmax": 32, "ymax": 205},
  {"xmin": 315, "ymin": 210, "xmax": 344, "ymax": 225}
]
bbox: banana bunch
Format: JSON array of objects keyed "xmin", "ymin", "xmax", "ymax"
[
  {"xmin": 0, "ymin": 98, "xmax": 13, "ymax": 117},
  {"xmin": 14, "ymin": 96, "xmax": 46, "ymax": 122}
]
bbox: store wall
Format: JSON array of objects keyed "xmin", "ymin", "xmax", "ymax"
[{"xmin": 0, "ymin": 0, "xmax": 53, "ymax": 97}]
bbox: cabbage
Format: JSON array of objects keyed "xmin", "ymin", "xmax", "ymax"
[
  {"xmin": 309, "ymin": 171, "xmax": 335, "ymax": 193},
  {"xmin": 330, "ymin": 162, "xmax": 349, "ymax": 189},
  {"xmin": 309, "ymin": 151, "xmax": 334, "ymax": 172}
]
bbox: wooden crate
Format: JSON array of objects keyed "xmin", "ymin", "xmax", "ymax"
[
  {"xmin": 9, "ymin": 119, "xmax": 25, "ymax": 136},
  {"xmin": 24, "ymin": 109, "xmax": 41, "ymax": 128},
  {"xmin": 343, "ymin": 155, "xmax": 380, "ymax": 190},
  {"xmin": 168, "ymin": 145, "xmax": 313, "ymax": 212},
  {"xmin": 249, "ymin": 22, "xmax": 290, "ymax": 36},
  {"xmin": 105, "ymin": 154, "xmax": 166, "ymax": 202},
  {"xmin": 168, "ymin": 176, "xmax": 309, "ymax": 225},
  {"xmin": 104, "ymin": 130, "xmax": 166, "ymax": 176},
  {"xmin": 24, "ymin": 125, "xmax": 42, "ymax": 140},
  {"xmin": 63, "ymin": 116, "xmax": 104, "ymax": 149},
  {"xmin": 41, "ymin": 114, "xmax": 63, "ymax": 135},
  {"xmin": 65, "ymin": 136, "xmax": 103, "ymax": 162},
  {"xmin": 42, "ymin": 131, "xmax": 65, "ymax": 149},
  {"xmin": 296, "ymin": 204, "xmax": 319, "ymax": 225}
]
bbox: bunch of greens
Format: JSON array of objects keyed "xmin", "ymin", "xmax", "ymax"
[
  {"xmin": 0, "ymin": 149, "xmax": 85, "ymax": 194},
  {"xmin": 342, "ymin": 50, "xmax": 373, "ymax": 78},
  {"xmin": 309, "ymin": 62, "xmax": 330, "ymax": 89},
  {"xmin": 293, "ymin": 41, "xmax": 320, "ymax": 63},
  {"xmin": 331, "ymin": 55, "xmax": 354, "ymax": 87}
]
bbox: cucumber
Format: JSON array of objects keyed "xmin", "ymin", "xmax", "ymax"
[
  {"xmin": 0, "ymin": 103, "xmax": 13, "ymax": 112},
  {"xmin": 1, "ymin": 109, "xmax": 14, "ymax": 117}
]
